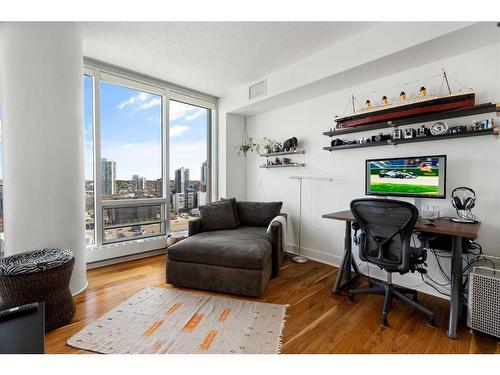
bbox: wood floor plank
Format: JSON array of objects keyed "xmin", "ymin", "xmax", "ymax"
[{"xmin": 44, "ymin": 254, "xmax": 499, "ymax": 354}]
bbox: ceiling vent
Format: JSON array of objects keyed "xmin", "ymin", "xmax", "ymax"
[{"xmin": 249, "ymin": 79, "xmax": 267, "ymax": 100}]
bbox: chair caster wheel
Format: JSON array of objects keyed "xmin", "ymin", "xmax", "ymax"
[
  {"xmin": 348, "ymin": 293, "xmax": 354, "ymax": 302},
  {"xmin": 381, "ymin": 316, "xmax": 389, "ymax": 327},
  {"xmin": 427, "ymin": 317, "xmax": 436, "ymax": 327}
]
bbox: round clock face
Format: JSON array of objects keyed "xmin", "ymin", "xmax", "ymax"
[{"xmin": 430, "ymin": 121, "xmax": 448, "ymax": 135}]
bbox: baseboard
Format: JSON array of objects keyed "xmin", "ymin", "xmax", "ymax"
[
  {"xmin": 286, "ymin": 243, "xmax": 344, "ymax": 267},
  {"xmin": 285, "ymin": 243, "xmax": 449, "ymax": 301},
  {"xmin": 87, "ymin": 248, "xmax": 167, "ymax": 269}
]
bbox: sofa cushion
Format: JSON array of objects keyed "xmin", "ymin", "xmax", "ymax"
[
  {"xmin": 236, "ymin": 201, "xmax": 283, "ymax": 227},
  {"xmin": 199, "ymin": 200, "xmax": 238, "ymax": 232},
  {"xmin": 167, "ymin": 226, "xmax": 272, "ymax": 270},
  {"xmin": 220, "ymin": 197, "xmax": 240, "ymax": 226}
]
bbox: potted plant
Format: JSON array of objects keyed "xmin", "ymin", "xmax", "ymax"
[
  {"xmin": 262, "ymin": 138, "xmax": 282, "ymax": 154},
  {"xmin": 238, "ymin": 137, "xmax": 260, "ymax": 157}
]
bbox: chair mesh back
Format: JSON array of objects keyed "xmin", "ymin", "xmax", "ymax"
[{"xmin": 351, "ymin": 199, "xmax": 418, "ymax": 271}]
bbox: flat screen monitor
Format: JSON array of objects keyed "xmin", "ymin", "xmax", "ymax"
[{"xmin": 365, "ymin": 155, "xmax": 446, "ymax": 199}]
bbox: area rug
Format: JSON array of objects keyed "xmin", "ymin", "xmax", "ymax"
[{"xmin": 67, "ymin": 287, "xmax": 288, "ymax": 354}]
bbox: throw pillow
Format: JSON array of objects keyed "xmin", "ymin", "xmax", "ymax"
[
  {"xmin": 236, "ymin": 201, "xmax": 283, "ymax": 227},
  {"xmin": 220, "ymin": 197, "xmax": 240, "ymax": 226},
  {"xmin": 199, "ymin": 200, "xmax": 238, "ymax": 232}
]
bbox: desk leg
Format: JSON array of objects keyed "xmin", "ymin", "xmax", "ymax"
[
  {"xmin": 332, "ymin": 221, "xmax": 360, "ymax": 294},
  {"xmin": 447, "ymin": 235, "xmax": 463, "ymax": 340}
]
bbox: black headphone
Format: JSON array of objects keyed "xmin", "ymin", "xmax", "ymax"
[{"xmin": 451, "ymin": 187, "xmax": 476, "ymax": 211}]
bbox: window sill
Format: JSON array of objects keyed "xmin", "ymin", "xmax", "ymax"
[{"xmin": 86, "ymin": 235, "xmax": 168, "ymax": 263}]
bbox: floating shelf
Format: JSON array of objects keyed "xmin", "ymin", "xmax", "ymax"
[
  {"xmin": 323, "ymin": 128, "xmax": 498, "ymax": 151},
  {"xmin": 259, "ymin": 163, "xmax": 305, "ymax": 169},
  {"xmin": 259, "ymin": 150, "xmax": 305, "ymax": 157},
  {"xmin": 323, "ymin": 103, "xmax": 499, "ymax": 137}
]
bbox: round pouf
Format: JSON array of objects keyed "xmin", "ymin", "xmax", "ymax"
[{"xmin": 0, "ymin": 248, "xmax": 76, "ymax": 331}]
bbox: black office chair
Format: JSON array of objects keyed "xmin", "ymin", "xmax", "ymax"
[{"xmin": 349, "ymin": 198, "xmax": 436, "ymax": 327}]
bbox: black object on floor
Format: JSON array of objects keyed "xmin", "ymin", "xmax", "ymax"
[{"xmin": 0, "ymin": 302, "xmax": 45, "ymax": 354}]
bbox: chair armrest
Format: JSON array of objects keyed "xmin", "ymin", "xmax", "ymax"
[
  {"xmin": 268, "ymin": 214, "xmax": 286, "ymax": 277},
  {"xmin": 188, "ymin": 218, "xmax": 202, "ymax": 236}
]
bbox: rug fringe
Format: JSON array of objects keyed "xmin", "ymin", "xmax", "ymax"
[{"xmin": 277, "ymin": 304, "xmax": 290, "ymax": 354}]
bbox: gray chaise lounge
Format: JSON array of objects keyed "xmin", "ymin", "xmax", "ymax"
[{"xmin": 166, "ymin": 200, "xmax": 285, "ymax": 297}]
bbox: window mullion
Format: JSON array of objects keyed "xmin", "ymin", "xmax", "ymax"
[{"xmin": 93, "ymin": 69, "xmax": 103, "ymax": 247}]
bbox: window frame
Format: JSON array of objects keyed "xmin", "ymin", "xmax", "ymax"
[
  {"xmin": 169, "ymin": 91, "xmax": 216, "ymax": 221},
  {"xmin": 84, "ymin": 61, "xmax": 217, "ymax": 260}
]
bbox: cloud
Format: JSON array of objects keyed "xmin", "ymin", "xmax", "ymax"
[
  {"xmin": 140, "ymin": 97, "xmax": 161, "ymax": 110},
  {"xmin": 117, "ymin": 92, "xmax": 152, "ymax": 110},
  {"xmin": 170, "ymin": 125, "xmax": 190, "ymax": 138},
  {"xmin": 185, "ymin": 108, "xmax": 206, "ymax": 121},
  {"xmin": 170, "ymin": 101, "xmax": 206, "ymax": 121}
]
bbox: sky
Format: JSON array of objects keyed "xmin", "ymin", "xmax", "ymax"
[{"xmin": 84, "ymin": 76, "xmax": 208, "ymax": 181}]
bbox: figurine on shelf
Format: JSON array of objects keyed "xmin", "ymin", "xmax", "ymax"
[
  {"xmin": 381, "ymin": 96, "xmax": 390, "ymax": 105},
  {"xmin": 419, "ymin": 86, "xmax": 428, "ymax": 96},
  {"xmin": 400, "ymin": 91, "xmax": 407, "ymax": 101},
  {"xmin": 283, "ymin": 137, "xmax": 298, "ymax": 152}
]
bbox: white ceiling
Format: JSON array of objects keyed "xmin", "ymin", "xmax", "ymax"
[{"xmin": 79, "ymin": 22, "xmax": 376, "ymax": 97}]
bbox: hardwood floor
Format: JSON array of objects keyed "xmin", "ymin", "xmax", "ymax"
[{"xmin": 45, "ymin": 254, "xmax": 499, "ymax": 354}]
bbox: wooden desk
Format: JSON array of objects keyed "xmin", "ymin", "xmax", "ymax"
[{"xmin": 323, "ymin": 210, "xmax": 480, "ymax": 340}]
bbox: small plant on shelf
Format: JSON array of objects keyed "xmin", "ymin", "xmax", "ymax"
[{"xmin": 262, "ymin": 137, "xmax": 283, "ymax": 153}]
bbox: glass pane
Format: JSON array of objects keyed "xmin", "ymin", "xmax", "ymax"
[
  {"xmin": 0, "ymin": 102, "xmax": 3, "ymax": 240},
  {"xmin": 169, "ymin": 100, "xmax": 209, "ymax": 233},
  {"xmin": 103, "ymin": 205, "xmax": 162, "ymax": 227},
  {"xmin": 100, "ymin": 81, "xmax": 162, "ymax": 200},
  {"xmin": 104, "ymin": 223, "xmax": 162, "ymax": 243},
  {"xmin": 84, "ymin": 75, "xmax": 95, "ymax": 245}
]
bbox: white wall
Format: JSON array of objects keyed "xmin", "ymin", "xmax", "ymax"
[
  {"xmin": 0, "ymin": 23, "xmax": 87, "ymax": 294},
  {"xmin": 219, "ymin": 112, "xmax": 247, "ymax": 199},
  {"xmin": 243, "ymin": 43, "xmax": 500, "ymax": 298}
]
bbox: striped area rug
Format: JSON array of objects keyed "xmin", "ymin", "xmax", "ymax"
[{"xmin": 67, "ymin": 287, "xmax": 288, "ymax": 354}]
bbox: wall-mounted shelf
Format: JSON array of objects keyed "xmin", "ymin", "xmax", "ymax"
[
  {"xmin": 323, "ymin": 128, "xmax": 498, "ymax": 152},
  {"xmin": 323, "ymin": 103, "xmax": 499, "ymax": 137},
  {"xmin": 259, "ymin": 150, "xmax": 305, "ymax": 157},
  {"xmin": 259, "ymin": 163, "xmax": 305, "ymax": 169}
]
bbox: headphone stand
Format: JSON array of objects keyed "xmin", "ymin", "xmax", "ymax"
[{"xmin": 450, "ymin": 217, "xmax": 478, "ymax": 224}]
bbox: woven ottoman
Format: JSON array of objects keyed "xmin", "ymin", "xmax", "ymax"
[{"xmin": 0, "ymin": 248, "xmax": 76, "ymax": 331}]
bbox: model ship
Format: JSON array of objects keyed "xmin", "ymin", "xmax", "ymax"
[{"xmin": 334, "ymin": 71, "xmax": 475, "ymax": 129}]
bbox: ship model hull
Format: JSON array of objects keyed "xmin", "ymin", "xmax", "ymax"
[{"xmin": 335, "ymin": 92, "xmax": 475, "ymax": 129}]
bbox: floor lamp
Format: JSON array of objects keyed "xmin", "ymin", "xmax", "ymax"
[{"xmin": 289, "ymin": 175, "xmax": 333, "ymax": 263}]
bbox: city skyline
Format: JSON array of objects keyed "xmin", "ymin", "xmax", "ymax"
[{"xmin": 94, "ymin": 157, "xmax": 207, "ymax": 197}]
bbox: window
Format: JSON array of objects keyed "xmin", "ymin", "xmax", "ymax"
[
  {"xmin": 84, "ymin": 65, "xmax": 215, "ymax": 258},
  {"xmin": 103, "ymin": 204, "xmax": 162, "ymax": 242},
  {"xmin": 0, "ymin": 104, "xmax": 3, "ymax": 243},
  {"xmin": 100, "ymin": 82, "xmax": 162, "ymax": 200},
  {"xmin": 169, "ymin": 99, "xmax": 210, "ymax": 233},
  {"xmin": 84, "ymin": 75, "xmax": 95, "ymax": 245}
]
